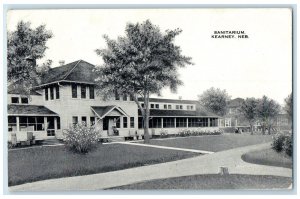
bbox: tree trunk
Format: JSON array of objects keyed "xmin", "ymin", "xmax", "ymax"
[{"xmin": 143, "ymin": 92, "xmax": 150, "ymax": 144}]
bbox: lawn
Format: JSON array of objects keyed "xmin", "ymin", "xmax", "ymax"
[
  {"xmin": 8, "ymin": 143, "xmax": 198, "ymax": 186},
  {"xmin": 241, "ymin": 148, "xmax": 293, "ymax": 169},
  {"xmin": 148, "ymin": 134, "xmax": 273, "ymax": 152},
  {"xmin": 110, "ymin": 174, "xmax": 292, "ymax": 190}
]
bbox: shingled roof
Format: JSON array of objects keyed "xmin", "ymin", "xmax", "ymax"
[
  {"xmin": 8, "ymin": 105, "xmax": 58, "ymax": 116},
  {"xmin": 39, "ymin": 60, "xmax": 96, "ymax": 86}
]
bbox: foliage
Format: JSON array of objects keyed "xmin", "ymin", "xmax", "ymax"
[
  {"xmin": 284, "ymin": 93, "xmax": 293, "ymax": 121},
  {"xmin": 271, "ymin": 133, "xmax": 288, "ymax": 152},
  {"xmin": 159, "ymin": 129, "xmax": 169, "ymax": 138},
  {"xmin": 95, "ymin": 20, "xmax": 192, "ymax": 143},
  {"xmin": 239, "ymin": 98, "xmax": 258, "ymax": 134},
  {"xmin": 283, "ymin": 135, "xmax": 292, "ymax": 157},
  {"xmin": 256, "ymin": 96, "xmax": 281, "ymax": 134},
  {"xmin": 7, "ymin": 20, "xmax": 53, "ymax": 95},
  {"xmin": 198, "ymin": 87, "xmax": 231, "ymax": 116},
  {"xmin": 64, "ymin": 123, "xmax": 101, "ymax": 154}
]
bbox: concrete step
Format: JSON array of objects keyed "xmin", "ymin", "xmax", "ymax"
[{"xmin": 107, "ymin": 136, "xmax": 125, "ymax": 142}]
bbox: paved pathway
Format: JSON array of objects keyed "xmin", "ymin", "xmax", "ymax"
[{"xmin": 9, "ymin": 142, "xmax": 292, "ymax": 192}]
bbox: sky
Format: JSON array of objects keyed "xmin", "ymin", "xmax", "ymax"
[{"xmin": 6, "ymin": 8, "xmax": 292, "ymax": 104}]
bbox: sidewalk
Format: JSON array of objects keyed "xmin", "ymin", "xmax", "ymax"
[{"xmin": 9, "ymin": 142, "xmax": 292, "ymax": 192}]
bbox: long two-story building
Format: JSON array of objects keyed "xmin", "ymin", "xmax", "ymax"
[{"xmin": 7, "ymin": 60, "xmax": 220, "ymax": 142}]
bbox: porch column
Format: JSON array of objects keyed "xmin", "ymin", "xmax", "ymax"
[
  {"xmin": 161, "ymin": 118, "xmax": 164, "ymax": 128},
  {"xmin": 16, "ymin": 116, "xmax": 20, "ymax": 131},
  {"xmin": 120, "ymin": 116, "xmax": 123, "ymax": 128},
  {"xmin": 44, "ymin": 117, "xmax": 47, "ymax": 130},
  {"xmin": 208, "ymin": 118, "xmax": 210, "ymax": 127},
  {"xmin": 174, "ymin": 118, "xmax": 177, "ymax": 128},
  {"xmin": 54, "ymin": 117, "xmax": 57, "ymax": 130},
  {"xmin": 186, "ymin": 118, "xmax": 189, "ymax": 128}
]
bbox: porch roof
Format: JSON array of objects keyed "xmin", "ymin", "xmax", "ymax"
[
  {"xmin": 8, "ymin": 105, "xmax": 58, "ymax": 116},
  {"xmin": 91, "ymin": 105, "xmax": 129, "ymax": 119}
]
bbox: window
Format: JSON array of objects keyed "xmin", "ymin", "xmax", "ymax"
[
  {"xmin": 150, "ymin": 104, "xmax": 154, "ymax": 109},
  {"xmin": 11, "ymin": 97, "xmax": 19, "ymax": 104},
  {"xmin": 164, "ymin": 104, "xmax": 167, "ymax": 109},
  {"xmin": 8, "ymin": 116, "xmax": 17, "ymax": 132},
  {"xmin": 89, "ymin": 85, "xmax": 95, "ymax": 99},
  {"xmin": 116, "ymin": 118, "xmax": 120, "ymax": 128},
  {"xmin": 123, "ymin": 94, "xmax": 127, "ymax": 101},
  {"xmin": 21, "ymin": 97, "xmax": 28, "ymax": 104},
  {"xmin": 225, "ymin": 118, "xmax": 231, "ymax": 127},
  {"xmin": 81, "ymin": 85, "xmax": 86, "ymax": 99},
  {"xmin": 179, "ymin": 105, "xmax": 183, "ymax": 110},
  {"xmin": 168, "ymin": 105, "xmax": 172, "ymax": 109},
  {"xmin": 72, "ymin": 116, "xmax": 78, "ymax": 125},
  {"xmin": 176, "ymin": 118, "xmax": 187, "ymax": 127},
  {"xmin": 190, "ymin": 106, "xmax": 194, "ymax": 110},
  {"xmin": 149, "ymin": 117, "xmax": 162, "ymax": 128},
  {"xmin": 141, "ymin": 103, "xmax": 145, "ymax": 108},
  {"xmin": 163, "ymin": 117, "xmax": 175, "ymax": 128},
  {"xmin": 55, "ymin": 85, "xmax": 60, "ymax": 99},
  {"xmin": 115, "ymin": 91, "xmax": 120, "ymax": 100},
  {"xmin": 45, "ymin": 88, "xmax": 48, "ymax": 101},
  {"xmin": 18, "ymin": 116, "xmax": 45, "ymax": 131},
  {"xmin": 188, "ymin": 118, "xmax": 209, "ymax": 127},
  {"xmin": 210, "ymin": 118, "xmax": 218, "ymax": 127},
  {"xmin": 155, "ymin": 104, "xmax": 159, "ymax": 109},
  {"xmin": 130, "ymin": 117, "xmax": 134, "ymax": 128},
  {"xmin": 57, "ymin": 117, "xmax": 61, "ymax": 129},
  {"xmin": 81, "ymin": 116, "xmax": 87, "ymax": 125},
  {"xmin": 90, "ymin": 117, "xmax": 95, "ymax": 126},
  {"xmin": 129, "ymin": 94, "xmax": 134, "ymax": 101},
  {"xmin": 50, "ymin": 87, "xmax": 54, "ymax": 100},
  {"xmin": 123, "ymin": 117, "xmax": 128, "ymax": 128},
  {"xmin": 72, "ymin": 84, "xmax": 77, "ymax": 98},
  {"xmin": 176, "ymin": 105, "xmax": 180, "ymax": 109},
  {"xmin": 138, "ymin": 117, "xmax": 143, "ymax": 129},
  {"xmin": 187, "ymin": 105, "xmax": 190, "ymax": 110}
]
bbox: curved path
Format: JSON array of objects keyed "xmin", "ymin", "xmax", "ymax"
[{"xmin": 9, "ymin": 142, "xmax": 292, "ymax": 192}]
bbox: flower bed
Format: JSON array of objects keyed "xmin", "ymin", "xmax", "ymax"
[{"xmin": 151, "ymin": 128, "xmax": 223, "ymax": 139}]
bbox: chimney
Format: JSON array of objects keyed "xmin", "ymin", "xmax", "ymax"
[{"xmin": 59, "ymin": 60, "xmax": 65, "ymax": 66}]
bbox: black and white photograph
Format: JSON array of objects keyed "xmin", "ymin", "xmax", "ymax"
[{"xmin": 3, "ymin": 5, "xmax": 295, "ymax": 194}]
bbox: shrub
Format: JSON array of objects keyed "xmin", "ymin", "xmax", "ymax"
[
  {"xmin": 271, "ymin": 133, "xmax": 288, "ymax": 152},
  {"xmin": 160, "ymin": 129, "xmax": 169, "ymax": 138},
  {"xmin": 283, "ymin": 135, "xmax": 292, "ymax": 157},
  {"xmin": 64, "ymin": 123, "xmax": 101, "ymax": 154}
]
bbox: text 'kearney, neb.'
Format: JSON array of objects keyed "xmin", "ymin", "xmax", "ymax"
[{"xmin": 211, "ymin": 31, "xmax": 249, "ymax": 39}]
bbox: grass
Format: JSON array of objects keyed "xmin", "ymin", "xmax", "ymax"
[
  {"xmin": 8, "ymin": 143, "xmax": 198, "ymax": 186},
  {"xmin": 148, "ymin": 134, "xmax": 273, "ymax": 152},
  {"xmin": 109, "ymin": 174, "xmax": 292, "ymax": 190},
  {"xmin": 242, "ymin": 148, "xmax": 293, "ymax": 169}
]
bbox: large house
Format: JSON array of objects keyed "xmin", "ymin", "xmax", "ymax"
[{"xmin": 7, "ymin": 60, "xmax": 220, "ymax": 142}]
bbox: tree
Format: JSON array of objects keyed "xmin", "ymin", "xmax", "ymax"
[
  {"xmin": 284, "ymin": 93, "xmax": 293, "ymax": 122},
  {"xmin": 95, "ymin": 20, "xmax": 192, "ymax": 143},
  {"xmin": 256, "ymin": 95, "xmax": 281, "ymax": 135},
  {"xmin": 239, "ymin": 98, "xmax": 258, "ymax": 135},
  {"xmin": 7, "ymin": 21, "xmax": 53, "ymax": 95},
  {"xmin": 198, "ymin": 87, "xmax": 231, "ymax": 116}
]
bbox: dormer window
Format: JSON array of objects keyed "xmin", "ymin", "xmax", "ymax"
[{"xmin": 11, "ymin": 97, "xmax": 19, "ymax": 104}]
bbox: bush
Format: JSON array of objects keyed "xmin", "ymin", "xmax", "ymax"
[
  {"xmin": 283, "ymin": 135, "xmax": 292, "ymax": 157},
  {"xmin": 271, "ymin": 133, "xmax": 288, "ymax": 152},
  {"xmin": 64, "ymin": 123, "xmax": 101, "ymax": 154},
  {"xmin": 160, "ymin": 129, "xmax": 169, "ymax": 138}
]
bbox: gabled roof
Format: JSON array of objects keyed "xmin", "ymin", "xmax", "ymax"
[
  {"xmin": 39, "ymin": 60, "xmax": 96, "ymax": 86},
  {"xmin": 7, "ymin": 84, "xmax": 42, "ymax": 96},
  {"xmin": 8, "ymin": 105, "xmax": 58, "ymax": 116},
  {"xmin": 91, "ymin": 106, "xmax": 129, "ymax": 119}
]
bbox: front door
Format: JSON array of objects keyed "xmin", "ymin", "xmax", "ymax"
[{"xmin": 47, "ymin": 117, "xmax": 55, "ymax": 136}]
